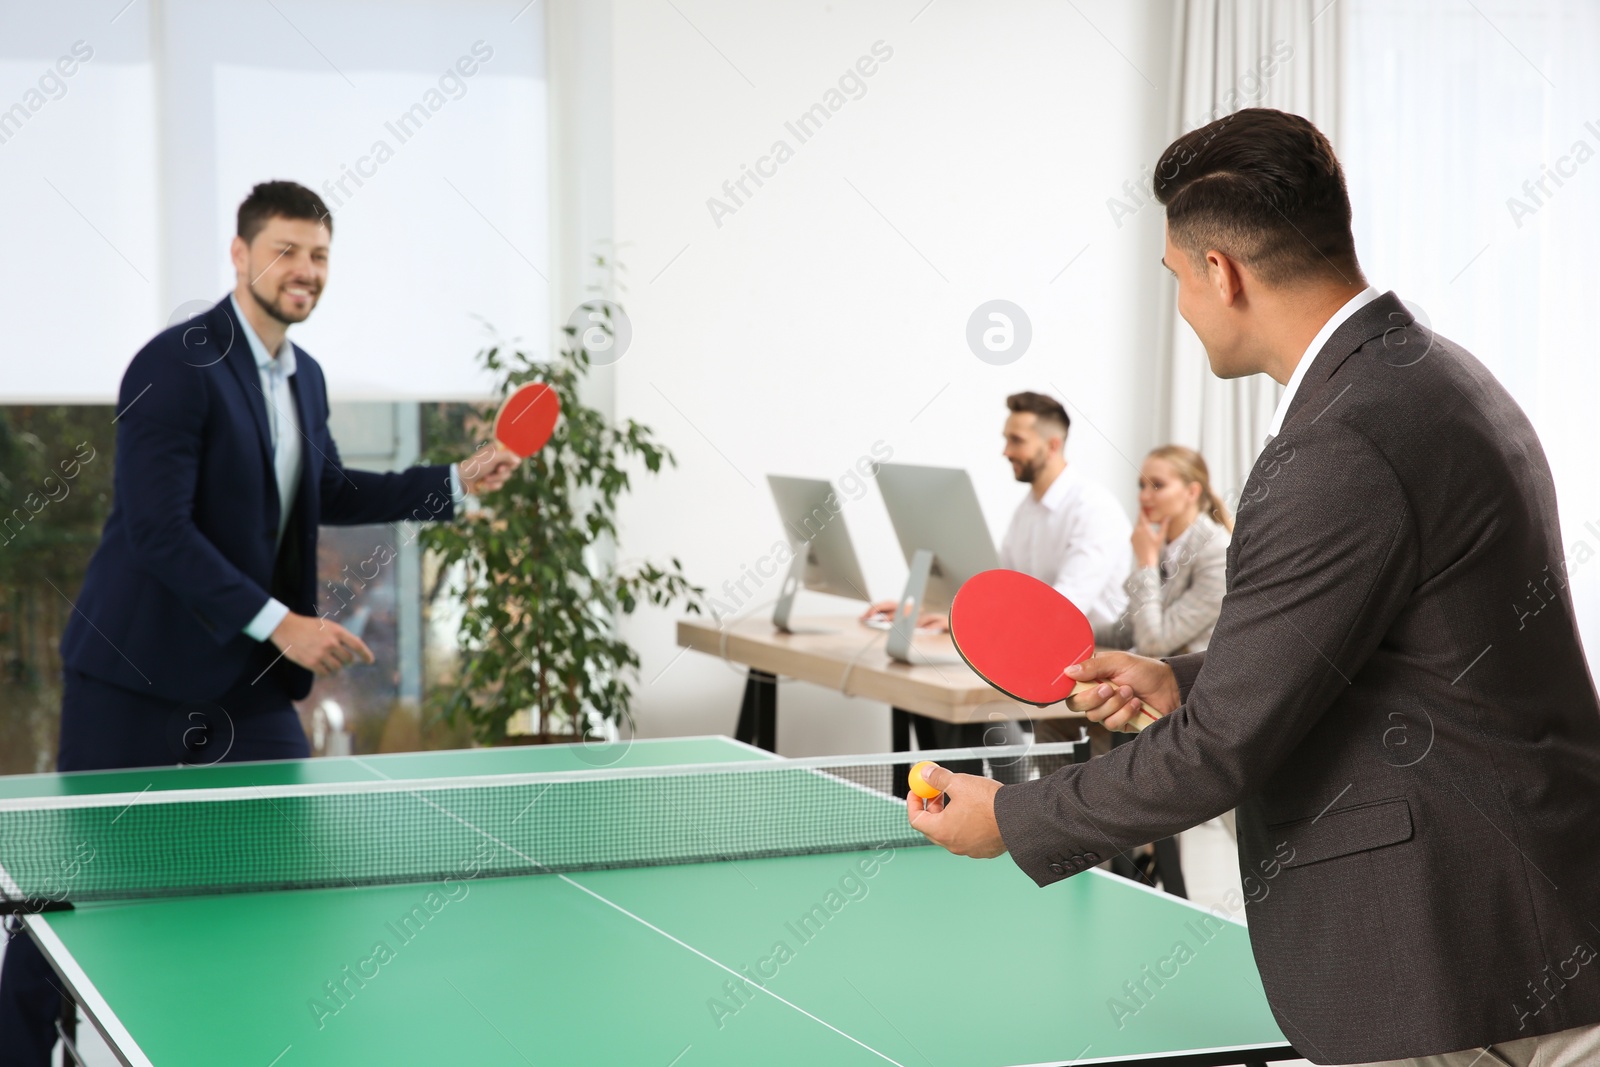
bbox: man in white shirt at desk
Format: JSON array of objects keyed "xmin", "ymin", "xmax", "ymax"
[
  {"xmin": 866, "ymin": 391, "xmax": 1132, "ymax": 777},
  {"xmin": 996, "ymin": 391, "xmax": 1132, "ymax": 758},
  {"xmin": 998, "ymin": 391, "xmax": 1132, "ymax": 636}
]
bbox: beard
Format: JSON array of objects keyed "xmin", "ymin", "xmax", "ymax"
[
  {"xmin": 248, "ymin": 279, "xmax": 317, "ymax": 326},
  {"xmin": 1012, "ymin": 454, "xmax": 1043, "ymax": 484}
]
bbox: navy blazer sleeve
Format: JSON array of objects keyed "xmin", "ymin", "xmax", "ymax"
[
  {"xmin": 316, "ymin": 426, "xmax": 457, "ymax": 528},
  {"xmin": 293, "ymin": 359, "xmax": 457, "ymax": 529}
]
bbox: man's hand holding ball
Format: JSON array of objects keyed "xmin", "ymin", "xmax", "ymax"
[{"xmin": 905, "ymin": 761, "xmax": 1008, "ymax": 859}]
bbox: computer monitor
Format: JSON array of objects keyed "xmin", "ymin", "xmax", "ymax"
[
  {"xmin": 875, "ymin": 463, "xmax": 1000, "ymax": 662},
  {"xmin": 766, "ymin": 475, "xmax": 871, "ymax": 633}
]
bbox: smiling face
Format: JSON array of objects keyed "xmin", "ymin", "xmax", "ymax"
[
  {"xmin": 1137, "ymin": 456, "xmax": 1201, "ymax": 524},
  {"xmin": 231, "ymin": 215, "xmax": 330, "ymax": 326}
]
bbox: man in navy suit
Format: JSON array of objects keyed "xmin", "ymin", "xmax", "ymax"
[{"xmin": 0, "ymin": 180, "xmax": 518, "ymax": 1065}]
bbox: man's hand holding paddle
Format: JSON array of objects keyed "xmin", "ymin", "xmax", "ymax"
[
  {"xmin": 456, "ymin": 380, "xmax": 563, "ymax": 497},
  {"xmin": 1064, "ymin": 651, "xmax": 1182, "ymax": 733},
  {"xmin": 457, "ymin": 446, "xmax": 521, "ymax": 496},
  {"xmin": 946, "ymin": 569, "xmax": 1176, "ymax": 733},
  {"xmin": 909, "ymin": 571, "xmax": 1185, "ymax": 857}
]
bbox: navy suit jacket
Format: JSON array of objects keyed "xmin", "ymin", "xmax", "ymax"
[{"xmin": 61, "ymin": 295, "xmax": 457, "ymax": 702}]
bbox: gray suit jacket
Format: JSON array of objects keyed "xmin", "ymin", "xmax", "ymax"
[{"xmin": 993, "ymin": 292, "xmax": 1600, "ymax": 1064}]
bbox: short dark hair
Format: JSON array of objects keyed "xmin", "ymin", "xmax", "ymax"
[
  {"xmin": 237, "ymin": 181, "xmax": 333, "ymax": 245},
  {"xmin": 1006, "ymin": 391, "xmax": 1069, "ymax": 439},
  {"xmin": 1153, "ymin": 108, "xmax": 1361, "ymax": 287}
]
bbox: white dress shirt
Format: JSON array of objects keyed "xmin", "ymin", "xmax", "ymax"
[
  {"xmin": 1265, "ymin": 286, "xmax": 1380, "ymax": 444},
  {"xmin": 999, "ymin": 464, "xmax": 1132, "ymax": 632},
  {"xmin": 236, "ymin": 295, "xmax": 305, "ymax": 642}
]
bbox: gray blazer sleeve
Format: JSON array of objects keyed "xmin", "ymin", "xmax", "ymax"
[
  {"xmin": 993, "ymin": 417, "xmax": 1419, "ymax": 886},
  {"xmin": 1165, "ymin": 651, "xmax": 1205, "ymax": 698},
  {"xmin": 1124, "ymin": 523, "xmax": 1230, "ymax": 655}
]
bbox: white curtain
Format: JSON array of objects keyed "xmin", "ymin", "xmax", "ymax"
[
  {"xmin": 1157, "ymin": 0, "xmax": 1342, "ymax": 500},
  {"xmin": 1341, "ymin": 0, "xmax": 1600, "ymax": 662}
]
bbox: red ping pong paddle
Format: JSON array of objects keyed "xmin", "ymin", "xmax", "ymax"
[
  {"xmin": 949, "ymin": 569, "xmax": 1160, "ymax": 731},
  {"xmin": 493, "ymin": 382, "xmax": 560, "ymax": 458}
]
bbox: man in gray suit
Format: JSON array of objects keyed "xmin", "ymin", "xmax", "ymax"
[{"xmin": 908, "ymin": 108, "xmax": 1600, "ymax": 1066}]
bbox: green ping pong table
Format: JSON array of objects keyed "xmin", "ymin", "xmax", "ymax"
[{"xmin": 1, "ymin": 736, "xmax": 1299, "ymax": 1066}]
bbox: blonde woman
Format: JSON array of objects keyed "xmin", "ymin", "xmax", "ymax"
[
  {"xmin": 1122, "ymin": 446, "xmax": 1236, "ymax": 900},
  {"xmin": 1125, "ymin": 445, "xmax": 1232, "ymax": 656}
]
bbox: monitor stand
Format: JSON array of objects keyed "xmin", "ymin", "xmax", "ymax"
[
  {"xmin": 885, "ymin": 549, "xmax": 960, "ymax": 666},
  {"xmin": 771, "ymin": 549, "xmax": 837, "ymax": 635}
]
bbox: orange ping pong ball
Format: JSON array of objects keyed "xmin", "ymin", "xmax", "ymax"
[{"xmin": 908, "ymin": 761, "xmax": 942, "ymax": 800}]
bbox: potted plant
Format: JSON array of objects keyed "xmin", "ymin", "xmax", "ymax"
[{"xmin": 420, "ymin": 303, "xmax": 702, "ymax": 745}]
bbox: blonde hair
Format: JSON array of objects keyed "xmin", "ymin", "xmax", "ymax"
[{"xmin": 1146, "ymin": 445, "xmax": 1234, "ymax": 533}]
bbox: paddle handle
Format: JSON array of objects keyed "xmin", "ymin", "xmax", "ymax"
[{"xmin": 1068, "ymin": 680, "xmax": 1162, "ymax": 730}]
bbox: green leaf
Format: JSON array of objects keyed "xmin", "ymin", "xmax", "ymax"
[{"xmin": 416, "ymin": 294, "xmax": 705, "ymax": 743}]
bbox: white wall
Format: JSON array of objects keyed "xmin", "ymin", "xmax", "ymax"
[{"xmin": 601, "ymin": 1, "xmax": 1175, "ymax": 753}]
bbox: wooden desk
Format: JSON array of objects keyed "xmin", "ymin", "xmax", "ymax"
[{"xmin": 676, "ymin": 614, "xmax": 1084, "ymax": 752}]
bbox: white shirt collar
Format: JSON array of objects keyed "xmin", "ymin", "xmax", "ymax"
[
  {"xmin": 230, "ymin": 293, "xmax": 297, "ymax": 377},
  {"xmin": 1266, "ymin": 286, "xmax": 1379, "ymax": 440},
  {"xmin": 1033, "ymin": 463, "xmax": 1079, "ymax": 511}
]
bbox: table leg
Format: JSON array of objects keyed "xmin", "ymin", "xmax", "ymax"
[
  {"xmin": 734, "ymin": 669, "xmax": 778, "ymax": 752},
  {"xmin": 891, "ymin": 708, "xmax": 913, "ymax": 798},
  {"xmin": 56, "ymin": 979, "xmax": 83, "ymax": 1066}
]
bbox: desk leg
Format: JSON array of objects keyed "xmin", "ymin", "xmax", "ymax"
[
  {"xmin": 890, "ymin": 712, "xmax": 993, "ymax": 798},
  {"xmin": 890, "ymin": 708, "xmax": 913, "ymax": 799},
  {"xmin": 735, "ymin": 669, "xmax": 778, "ymax": 752},
  {"xmin": 1105, "ymin": 731, "xmax": 1186, "ymax": 896},
  {"xmin": 1152, "ymin": 836, "xmax": 1187, "ymax": 899},
  {"xmin": 891, "ymin": 708, "xmax": 913, "ymax": 753}
]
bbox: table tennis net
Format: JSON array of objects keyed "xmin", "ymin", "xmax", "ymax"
[{"xmin": 0, "ymin": 743, "xmax": 1077, "ymax": 906}]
